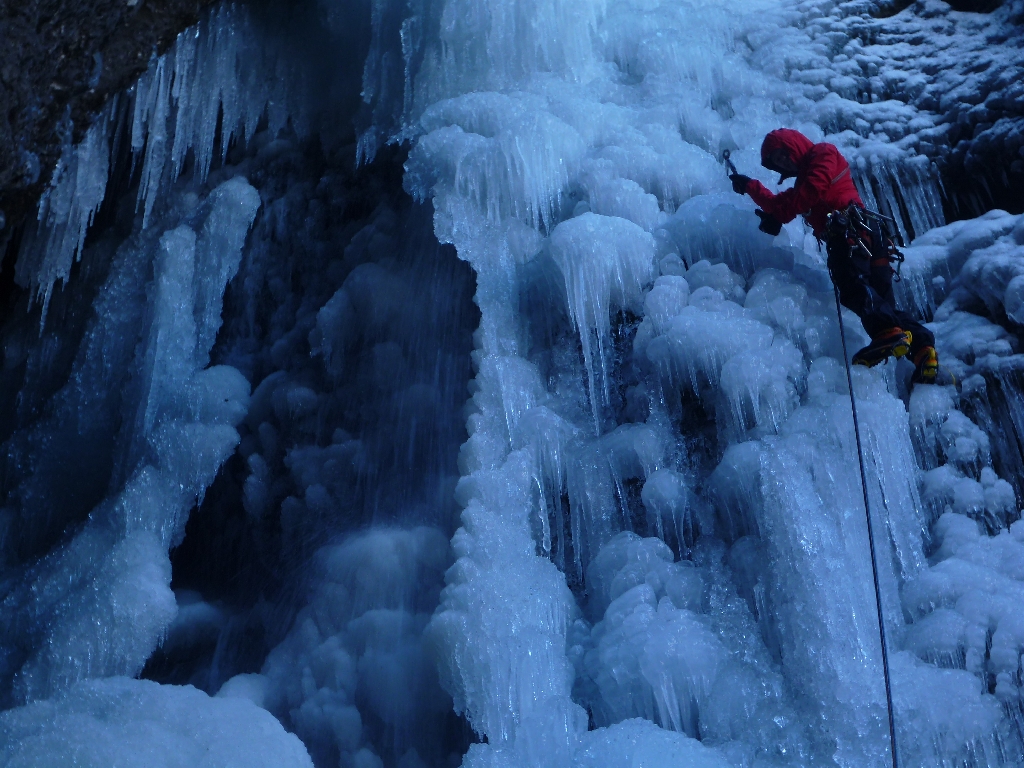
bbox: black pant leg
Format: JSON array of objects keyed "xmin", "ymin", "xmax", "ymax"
[
  {"xmin": 868, "ymin": 252, "xmax": 895, "ymax": 306},
  {"xmin": 827, "ymin": 235, "xmax": 864, "ymax": 311},
  {"xmin": 826, "ymin": 235, "xmax": 901, "ymax": 339},
  {"xmin": 864, "ymin": 222, "xmax": 935, "ymax": 351}
]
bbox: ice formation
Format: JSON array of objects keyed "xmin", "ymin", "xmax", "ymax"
[
  {"xmin": 3, "ymin": 0, "xmax": 1024, "ymax": 767},
  {"xmin": 0, "ymin": 677, "xmax": 313, "ymax": 768},
  {"xmin": 0, "ymin": 175, "xmax": 259, "ymax": 705}
]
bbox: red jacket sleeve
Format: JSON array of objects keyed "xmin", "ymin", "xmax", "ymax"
[{"xmin": 745, "ymin": 146, "xmax": 839, "ymax": 223}]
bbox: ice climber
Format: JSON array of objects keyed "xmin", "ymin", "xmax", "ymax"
[{"xmin": 729, "ymin": 128, "xmax": 939, "ymax": 383}]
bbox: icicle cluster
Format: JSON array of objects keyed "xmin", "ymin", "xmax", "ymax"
[{"xmin": 15, "ymin": 4, "xmax": 293, "ymax": 317}]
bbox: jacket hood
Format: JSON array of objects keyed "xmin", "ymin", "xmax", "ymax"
[{"xmin": 761, "ymin": 129, "xmax": 815, "ymax": 179}]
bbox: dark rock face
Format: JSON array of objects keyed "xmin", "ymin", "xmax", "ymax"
[{"xmin": 0, "ymin": 0, "xmax": 218, "ymax": 234}]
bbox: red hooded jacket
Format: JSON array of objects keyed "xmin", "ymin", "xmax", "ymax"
[{"xmin": 745, "ymin": 129, "xmax": 862, "ymax": 237}]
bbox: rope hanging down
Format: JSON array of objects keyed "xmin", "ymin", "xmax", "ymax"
[{"xmin": 832, "ymin": 285, "xmax": 901, "ymax": 768}]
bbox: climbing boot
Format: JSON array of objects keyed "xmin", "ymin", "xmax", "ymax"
[
  {"xmin": 852, "ymin": 328, "xmax": 912, "ymax": 367},
  {"xmin": 911, "ymin": 346, "xmax": 939, "ymax": 384}
]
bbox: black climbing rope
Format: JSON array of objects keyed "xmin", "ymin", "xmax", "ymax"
[{"xmin": 832, "ymin": 284, "xmax": 901, "ymax": 768}]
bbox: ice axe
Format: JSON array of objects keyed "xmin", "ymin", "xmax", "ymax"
[
  {"xmin": 722, "ymin": 149, "xmax": 738, "ymax": 177},
  {"xmin": 723, "ymin": 149, "xmax": 781, "ymax": 236}
]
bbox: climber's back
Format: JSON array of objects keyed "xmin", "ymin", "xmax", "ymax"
[{"xmin": 744, "ymin": 128, "xmax": 863, "ymax": 236}]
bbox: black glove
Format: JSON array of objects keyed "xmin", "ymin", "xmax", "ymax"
[
  {"xmin": 755, "ymin": 209, "xmax": 782, "ymax": 236},
  {"xmin": 729, "ymin": 173, "xmax": 752, "ymax": 195}
]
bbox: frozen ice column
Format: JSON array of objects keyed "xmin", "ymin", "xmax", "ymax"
[{"xmin": 0, "ymin": 179, "xmax": 260, "ymax": 705}]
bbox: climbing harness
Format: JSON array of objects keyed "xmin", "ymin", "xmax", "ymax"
[
  {"xmin": 832, "ymin": 285, "xmax": 901, "ymax": 768},
  {"xmin": 829, "ymin": 205, "xmax": 907, "ymax": 282}
]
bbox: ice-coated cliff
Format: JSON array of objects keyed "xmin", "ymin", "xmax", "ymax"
[{"xmin": 2, "ymin": 1, "xmax": 1024, "ymax": 767}]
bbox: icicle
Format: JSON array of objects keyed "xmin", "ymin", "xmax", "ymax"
[
  {"xmin": 16, "ymin": 3, "xmax": 293, "ymax": 317},
  {"xmin": 549, "ymin": 213, "xmax": 655, "ymax": 431},
  {"xmin": 513, "ymin": 406, "xmax": 581, "ymax": 570},
  {"xmin": 563, "ymin": 423, "xmax": 669, "ymax": 578},
  {"xmin": 137, "ymin": 55, "xmax": 173, "ymax": 228},
  {"xmin": 169, "ymin": 27, "xmax": 199, "ymax": 182},
  {"xmin": 14, "ymin": 103, "xmax": 116, "ymax": 318},
  {"xmin": 852, "ymin": 155, "xmax": 945, "ymax": 243},
  {"xmin": 990, "ymin": 367, "xmax": 1024, "ymax": 510}
]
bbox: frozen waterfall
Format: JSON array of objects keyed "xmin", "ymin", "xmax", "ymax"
[{"xmin": 2, "ymin": 0, "xmax": 1024, "ymax": 767}]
